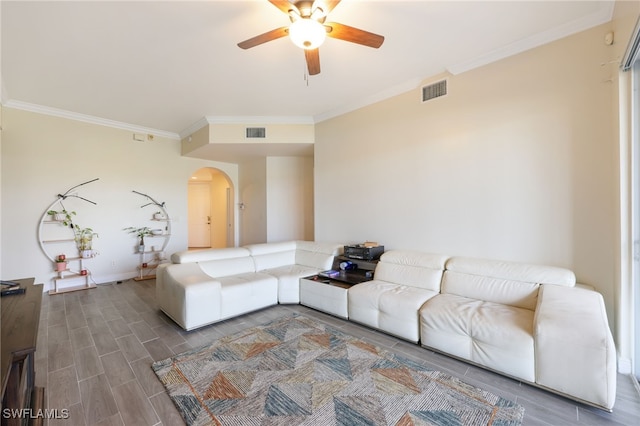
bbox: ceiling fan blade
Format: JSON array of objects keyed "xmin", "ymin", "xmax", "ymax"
[
  {"xmin": 325, "ymin": 22, "xmax": 384, "ymax": 48},
  {"xmin": 269, "ymin": 0, "xmax": 298, "ymax": 15},
  {"xmin": 318, "ymin": 0, "xmax": 341, "ymax": 14},
  {"xmin": 305, "ymin": 48, "xmax": 321, "ymax": 75},
  {"xmin": 237, "ymin": 26, "xmax": 289, "ymax": 49}
]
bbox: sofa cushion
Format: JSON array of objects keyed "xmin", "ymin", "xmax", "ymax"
[
  {"xmin": 378, "ymin": 286, "xmax": 439, "ymax": 342},
  {"xmin": 294, "ymin": 241, "xmax": 343, "ymax": 269},
  {"xmin": 373, "ymin": 250, "xmax": 448, "ymax": 292},
  {"xmin": 348, "ymin": 281, "xmax": 397, "ymax": 327},
  {"xmin": 198, "ymin": 255, "xmax": 256, "ymax": 278},
  {"xmin": 420, "ymin": 293, "xmax": 535, "ymax": 382},
  {"xmin": 259, "ymin": 264, "xmax": 321, "ymax": 303},
  {"xmin": 170, "ymin": 247, "xmax": 250, "ymax": 264},
  {"xmin": 445, "ymin": 257, "xmax": 576, "ymax": 286},
  {"xmin": 348, "ymin": 280, "xmax": 437, "ymax": 342},
  {"xmin": 219, "ymin": 272, "xmax": 278, "ymax": 319},
  {"xmin": 442, "ymin": 257, "xmax": 575, "ymax": 310},
  {"xmin": 245, "ymin": 241, "xmax": 297, "ymax": 271}
]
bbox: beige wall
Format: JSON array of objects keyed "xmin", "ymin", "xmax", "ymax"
[
  {"xmin": 0, "ymin": 108, "xmax": 239, "ymax": 287},
  {"xmin": 239, "ymin": 157, "xmax": 267, "ymax": 245},
  {"xmin": 266, "ymin": 156, "xmax": 314, "ymax": 242},
  {"xmin": 315, "ymin": 16, "xmax": 632, "ymax": 339},
  {"xmin": 210, "ymin": 170, "xmax": 232, "ymax": 248},
  {"xmin": 1, "ymin": 108, "xmax": 315, "ymax": 287},
  {"xmin": 239, "ymin": 156, "xmax": 315, "ymax": 245}
]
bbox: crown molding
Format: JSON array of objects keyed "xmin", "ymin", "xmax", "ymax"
[
  {"xmin": 3, "ymin": 100, "xmax": 181, "ymax": 140},
  {"xmin": 314, "ymin": 77, "xmax": 423, "ymax": 123},
  {"xmin": 447, "ymin": 1, "xmax": 615, "ymax": 75},
  {"xmin": 204, "ymin": 115, "xmax": 314, "ymax": 125},
  {"xmin": 179, "ymin": 115, "xmax": 315, "ymax": 139},
  {"xmin": 314, "ymin": 2, "xmax": 615, "ymax": 123},
  {"xmin": 179, "ymin": 117, "xmax": 211, "ymax": 140}
]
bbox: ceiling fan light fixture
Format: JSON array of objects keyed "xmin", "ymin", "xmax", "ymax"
[{"xmin": 289, "ymin": 18, "xmax": 326, "ymax": 50}]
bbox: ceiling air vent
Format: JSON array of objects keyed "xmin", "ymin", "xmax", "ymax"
[
  {"xmin": 246, "ymin": 127, "xmax": 266, "ymax": 139},
  {"xmin": 422, "ymin": 79, "xmax": 447, "ymax": 103}
]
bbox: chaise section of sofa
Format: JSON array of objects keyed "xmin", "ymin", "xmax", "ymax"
[
  {"xmin": 156, "ymin": 247, "xmax": 278, "ymax": 331},
  {"xmin": 419, "ymin": 257, "xmax": 573, "ymax": 382},
  {"xmin": 348, "ymin": 250, "xmax": 449, "ymax": 342},
  {"xmin": 418, "ymin": 255, "xmax": 616, "ymax": 411}
]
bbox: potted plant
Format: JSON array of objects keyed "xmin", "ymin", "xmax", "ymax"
[
  {"xmin": 74, "ymin": 225, "xmax": 97, "ymax": 258},
  {"xmin": 124, "ymin": 226, "xmax": 152, "ymax": 252},
  {"xmin": 47, "ymin": 209, "xmax": 76, "ymax": 227},
  {"xmin": 55, "ymin": 254, "xmax": 67, "ymax": 272}
]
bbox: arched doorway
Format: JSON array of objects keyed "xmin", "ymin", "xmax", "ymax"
[{"xmin": 188, "ymin": 168, "xmax": 234, "ymax": 249}]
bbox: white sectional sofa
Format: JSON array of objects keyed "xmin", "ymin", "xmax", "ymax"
[
  {"xmin": 156, "ymin": 241, "xmax": 342, "ymax": 330},
  {"xmin": 351, "ymin": 250, "xmax": 616, "ymax": 411},
  {"xmin": 156, "ymin": 244, "xmax": 616, "ymax": 411}
]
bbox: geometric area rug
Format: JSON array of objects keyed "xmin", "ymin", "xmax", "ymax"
[{"xmin": 152, "ymin": 314, "xmax": 525, "ymax": 426}]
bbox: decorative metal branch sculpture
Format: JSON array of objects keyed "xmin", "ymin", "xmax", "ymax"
[
  {"xmin": 57, "ymin": 178, "xmax": 99, "ymax": 205},
  {"xmin": 132, "ymin": 190, "xmax": 166, "ymax": 209},
  {"xmin": 51, "ymin": 178, "xmax": 99, "ymax": 228}
]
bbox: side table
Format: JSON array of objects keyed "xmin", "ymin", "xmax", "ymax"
[{"xmin": 300, "ymin": 269, "xmax": 374, "ymax": 319}]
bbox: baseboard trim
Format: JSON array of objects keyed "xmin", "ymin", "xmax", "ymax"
[{"xmin": 618, "ymin": 356, "xmax": 633, "ymax": 375}]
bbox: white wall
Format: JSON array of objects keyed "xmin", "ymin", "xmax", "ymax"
[
  {"xmin": 315, "ymin": 19, "xmax": 625, "ymax": 332},
  {"xmin": 266, "ymin": 156, "xmax": 314, "ymax": 242},
  {"xmin": 1, "ymin": 108, "xmax": 238, "ymax": 289}
]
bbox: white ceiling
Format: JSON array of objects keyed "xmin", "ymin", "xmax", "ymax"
[{"xmin": 2, "ymin": 1, "xmax": 614, "ymax": 145}]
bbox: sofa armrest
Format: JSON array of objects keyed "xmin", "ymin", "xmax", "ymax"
[
  {"xmin": 157, "ymin": 263, "xmax": 222, "ymax": 330},
  {"xmin": 534, "ymin": 284, "xmax": 616, "ymax": 410}
]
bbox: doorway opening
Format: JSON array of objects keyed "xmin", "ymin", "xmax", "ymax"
[{"xmin": 188, "ymin": 168, "xmax": 234, "ymax": 249}]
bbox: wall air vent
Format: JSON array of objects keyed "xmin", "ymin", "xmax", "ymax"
[
  {"xmin": 246, "ymin": 127, "xmax": 266, "ymax": 139},
  {"xmin": 422, "ymin": 79, "xmax": 447, "ymax": 102}
]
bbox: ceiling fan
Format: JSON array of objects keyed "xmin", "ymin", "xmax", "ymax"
[{"xmin": 237, "ymin": 0, "xmax": 384, "ymax": 76}]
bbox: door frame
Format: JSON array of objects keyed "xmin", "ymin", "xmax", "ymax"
[{"xmin": 187, "ymin": 167, "xmax": 235, "ymax": 249}]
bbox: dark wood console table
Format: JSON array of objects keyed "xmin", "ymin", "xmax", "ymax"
[{"xmin": 1, "ymin": 278, "xmax": 44, "ymax": 426}]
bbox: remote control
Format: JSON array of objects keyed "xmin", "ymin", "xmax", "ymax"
[{"xmin": 1, "ymin": 287, "xmax": 26, "ymax": 297}]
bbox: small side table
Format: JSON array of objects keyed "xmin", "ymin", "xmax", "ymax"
[{"xmin": 300, "ymin": 269, "xmax": 374, "ymax": 319}]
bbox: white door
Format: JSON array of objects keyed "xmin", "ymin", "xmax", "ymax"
[{"xmin": 188, "ymin": 182, "xmax": 211, "ymax": 248}]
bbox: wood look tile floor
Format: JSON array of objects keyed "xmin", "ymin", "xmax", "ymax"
[{"xmin": 34, "ymin": 279, "xmax": 640, "ymax": 426}]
